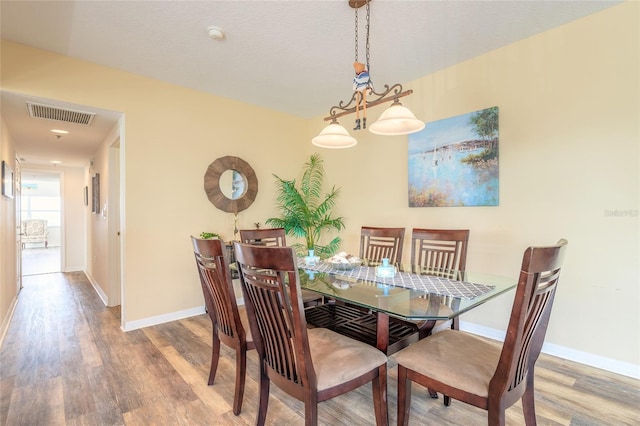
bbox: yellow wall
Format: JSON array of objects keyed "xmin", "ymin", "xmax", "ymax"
[
  {"xmin": 1, "ymin": 2, "xmax": 638, "ymax": 373},
  {"xmin": 1, "ymin": 40, "xmax": 309, "ymax": 326},
  {"xmin": 311, "ymin": 2, "xmax": 639, "ymax": 368},
  {"xmin": 86, "ymin": 129, "xmax": 111, "ymax": 303},
  {"xmin": 0, "ymin": 120, "xmax": 18, "ymax": 341}
]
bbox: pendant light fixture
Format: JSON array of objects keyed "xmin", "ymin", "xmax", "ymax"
[
  {"xmin": 312, "ymin": 118, "xmax": 357, "ymax": 149},
  {"xmin": 312, "ymin": 0, "xmax": 424, "ymax": 149},
  {"xmin": 368, "ymin": 98, "xmax": 425, "ymax": 135}
]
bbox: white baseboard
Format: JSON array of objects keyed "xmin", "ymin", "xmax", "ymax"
[
  {"xmin": 461, "ymin": 321, "xmax": 640, "ymax": 380},
  {"xmin": 82, "ymin": 270, "xmax": 205, "ymax": 332},
  {"xmin": 122, "ymin": 305, "xmax": 206, "ymax": 332},
  {"xmin": 85, "ymin": 272, "xmax": 109, "ymax": 306},
  {"xmin": 0, "ymin": 295, "xmax": 18, "ymax": 350},
  {"xmin": 63, "ymin": 265, "xmax": 83, "ymax": 273}
]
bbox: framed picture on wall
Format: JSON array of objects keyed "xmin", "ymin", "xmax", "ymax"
[
  {"xmin": 408, "ymin": 106, "xmax": 499, "ymax": 207},
  {"xmin": 91, "ymin": 173, "xmax": 100, "ymax": 213},
  {"xmin": 1, "ymin": 160, "xmax": 15, "ymax": 199},
  {"xmin": 84, "ymin": 185, "xmax": 89, "ymax": 206}
]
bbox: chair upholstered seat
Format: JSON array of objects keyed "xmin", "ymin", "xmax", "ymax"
[
  {"xmin": 392, "ymin": 330, "xmax": 501, "ymax": 400},
  {"xmin": 308, "ymin": 328, "xmax": 388, "ymax": 391}
]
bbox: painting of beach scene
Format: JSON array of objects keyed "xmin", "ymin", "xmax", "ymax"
[{"xmin": 408, "ymin": 106, "xmax": 499, "ymax": 207}]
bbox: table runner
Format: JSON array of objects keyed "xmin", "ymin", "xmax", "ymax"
[{"xmin": 298, "ymin": 260, "xmax": 495, "ymax": 299}]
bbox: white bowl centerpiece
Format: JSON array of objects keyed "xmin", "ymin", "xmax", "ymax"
[{"xmin": 325, "ymin": 252, "xmax": 362, "ymax": 270}]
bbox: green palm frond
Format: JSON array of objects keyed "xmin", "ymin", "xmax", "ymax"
[
  {"xmin": 266, "ymin": 153, "xmax": 344, "ymax": 257},
  {"xmin": 301, "ymin": 153, "xmax": 324, "ymax": 207}
]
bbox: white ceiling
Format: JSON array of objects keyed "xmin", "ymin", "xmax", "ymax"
[{"xmin": 1, "ymin": 0, "xmax": 620, "ymax": 168}]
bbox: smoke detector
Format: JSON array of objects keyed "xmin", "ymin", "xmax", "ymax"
[{"xmin": 207, "ymin": 26, "xmax": 225, "ymax": 41}]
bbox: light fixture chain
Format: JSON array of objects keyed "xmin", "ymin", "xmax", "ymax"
[
  {"xmin": 318, "ymin": 0, "xmax": 421, "ymax": 137},
  {"xmin": 365, "ymin": 0, "xmax": 371, "ymax": 73},
  {"xmin": 354, "ymin": 5, "xmax": 359, "ymax": 62}
]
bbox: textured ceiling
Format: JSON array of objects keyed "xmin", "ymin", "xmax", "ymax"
[{"xmin": 0, "ymin": 0, "xmax": 621, "ymax": 167}]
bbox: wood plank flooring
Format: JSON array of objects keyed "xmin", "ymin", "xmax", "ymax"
[
  {"xmin": 21, "ymin": 247, "xmax": 60, "ymax": 276},
  {"xmin": 1, "ymin": 272, "xmax": 638, "ymax": 425}
]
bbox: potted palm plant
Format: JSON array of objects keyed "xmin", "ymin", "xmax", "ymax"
[{"xmin": 266, "ymin": 153, "xmax": 344, "ymax": 258}]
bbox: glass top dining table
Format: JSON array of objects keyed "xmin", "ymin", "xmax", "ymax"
[{"xmin": 298, "ymin": 259, "xmax": 517, "ymax": 354}]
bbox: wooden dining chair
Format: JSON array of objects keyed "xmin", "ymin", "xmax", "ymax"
[
  {"xmin": 239, "ymin": 227, "xmax": 287, "ymax": 247},
  {"xmin": 233, "ymin": 242, "xmax": 389, "ymax": 426},
  {"xmin": 410, "ymin": 228, "xmax": 470, "ymax": 332},
  {"xmin": 411, "ymin": 228, "xmax": 469, "ymax": 276},
  {"xmin": 360, "ymin": 226, "xmax": 405, "ymax": 264},
  {"xmin": 393, "ymin": 239, "xmax": 568, "ymax": 426},
  {"xmin": 239, "ymin": 227, "xmax": 323, "ymax": 306},
  {"xmin": 191, "ymin": 236, "xmax": 255, "ymax": 415}
]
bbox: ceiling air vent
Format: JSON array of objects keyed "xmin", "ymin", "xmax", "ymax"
[{"xmin": 27, "ymin": 102, "xmax": 96, "ymax": 125}]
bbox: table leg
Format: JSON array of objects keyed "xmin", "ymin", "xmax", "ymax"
[{"xmin": 376, "ymin": 312, "xmax": 389, "ymax": 353}]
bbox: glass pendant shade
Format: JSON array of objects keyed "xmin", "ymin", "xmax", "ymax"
[
  {"xmin": 368, "ymin": 102, "xmax": 426, "ymax": 135},
  {"xmin": 312, "ymin": 122, "xmax": 357, "ymax": 149}
]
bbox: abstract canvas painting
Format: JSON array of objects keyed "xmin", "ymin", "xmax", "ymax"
[{"xmin": 408, "ymin": 106, "xmax": 499, "ymax": 207}]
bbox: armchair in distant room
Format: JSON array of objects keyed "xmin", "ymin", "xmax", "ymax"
[{"xmin": 21, "ymin": 219, "xmax": 48, "ymax": 249}]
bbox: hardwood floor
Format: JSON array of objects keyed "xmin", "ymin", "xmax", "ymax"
[
  {"xmin": 1, "ymin": 272, "xmax": 638, "ymax": 425},
  {"xmin": 21, "ymin": 246, "xmax": 60, "ymax": 276}
]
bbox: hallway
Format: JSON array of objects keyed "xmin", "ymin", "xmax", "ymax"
[{"xmin": 21, "ymin": 247, "xmax": 60, "ymax": 276}]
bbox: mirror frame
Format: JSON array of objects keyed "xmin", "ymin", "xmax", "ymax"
[{"xmin": 204, "ymin": 156, "xmax": 258, "ymax": 213}]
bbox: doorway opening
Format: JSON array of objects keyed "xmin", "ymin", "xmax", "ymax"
[{"xmin": 20, "ymin": 170, "xmax": 61, "ymax": 275}]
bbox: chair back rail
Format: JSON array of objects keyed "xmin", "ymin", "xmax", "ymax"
[
  {"xmin": 233, "ymin": 243, "xmax": 316, "ymax": 396},
  {"xmin": 360, "ymin": 226, "xmax": 405, "ymax": 264},
  {"xmin": 410, "ymin": 228, "xmax": 470, "ymax": 332},
  {"xmin": 191, "ymin": 236, "xmax": 253, "ymax": 415},
  {"xmin": 491, "ymin": 240, "xmax": 567, "ymax": 407},
  {"xmin": 239, "ymin": 227, "xmax": 287, "ymax": 247},
  {"xmin": 411, "ymin": 228, "xmax": 469, "ymax": 273},
  {"xmin": 192, "ymin": 237, "xmax": 246, "ymax": 343},
  {"xmin": 240, "ymin": 227, "xmax": 323, "ymax": 307}
]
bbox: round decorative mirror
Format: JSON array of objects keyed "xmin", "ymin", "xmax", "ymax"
[
  {"xmin": 219, "ymin": 169, "xmax": 247, "ymax": 200},
  {"xmin": 204, "ymin": 156, "xmax": 258, "ymax": 213}
]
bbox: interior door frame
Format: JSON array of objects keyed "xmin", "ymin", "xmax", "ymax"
[
  {"xmin": 14, "ymin": 157, "xmax": 22, "ymax": 291},
  {"xmin": 20, "ymin": 168, "xmax": 63, "ymax": 275},
  {"xmin": 107, "ymin": 139, "xmax": 121, "ymax": 307}
]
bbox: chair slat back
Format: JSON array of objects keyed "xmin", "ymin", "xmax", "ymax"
[
  {"xmin": 411, "ymin": 229, "xmax": 469, "ymax": 275},
  {"xmin": 233, "ymin": 242, "xmax": 315, "ymax": 390},
  {"xmin": 240, "ymin": 228, "xmax": 323, "ymax": 307},
  {"xmin": 491, "ymin": 239, "xmax": 568, "ymax": 398},
  {"xmin": 191, "ymin": 237, "xmax": 245, "ymax": 341},
  {"xmin": 360, "ymin": 226, "xmax": 405, "ymax": 264},
  {"xmin": 239, "ymin": 228, "xmax": 287, "ymax": 247}
]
